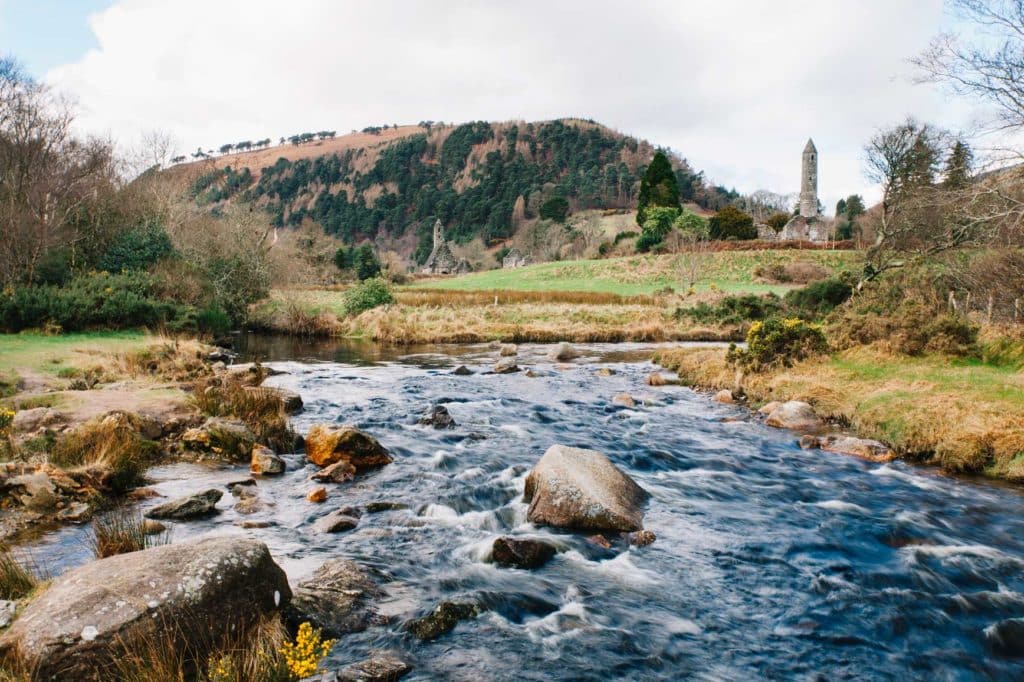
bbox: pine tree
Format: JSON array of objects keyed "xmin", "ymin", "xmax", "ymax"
[
  {"xmin": 943, "ymin": 140, "xmax": 973, "ymax": 188},
  {"xmin": 636, "ymin": 150, "xmax": 680, "ymax": 226}
]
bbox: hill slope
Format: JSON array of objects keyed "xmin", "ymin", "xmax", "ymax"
[{"xmin": 178, "ymin": 119, "xmax": 737, "ymax": 262}]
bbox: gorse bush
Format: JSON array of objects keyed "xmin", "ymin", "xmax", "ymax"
[
  {"xmin": 342, "ymin": 277, "xmax": 394, "ymax": 316},
  {"xmin": 97, "ymin": 222, "xmax": 174, "ymax": 273},
  {"xmin": 708, "ymin": 206, "xmax": 756, "ymax": 240},
  {"xmin": 676, "ymin": 294, "xmax": 783, "ymax": 326},
  {"xmin": 727, "ymin": 317, "xmax": 828, "ymax": 370},
  {"xmin": 784, "ymin": 276, "xmax": 853, "ymax": 318}
]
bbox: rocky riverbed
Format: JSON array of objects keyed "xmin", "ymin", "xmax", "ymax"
[{"xmin": 7, "ymin": 337, "xmax": 1024, "ymax": 679}]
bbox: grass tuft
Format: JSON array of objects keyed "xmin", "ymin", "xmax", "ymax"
[
  {"xmin": 49, "ymin": 413, "xmax": 157, "ymax": 492},
  {"xmin": 192, "ymin": 375, "xmax": 295, "ymax": 452},
  {"xmin": 90, "ymin": 510, "xmax": 170, "ymax": 559},
  {"xmin": 0, "ymin": 546, "xmax": 38, "ymax": 600}
]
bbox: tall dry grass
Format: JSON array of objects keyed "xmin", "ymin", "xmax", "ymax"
[
  {"xmin": 191, "ymin": 376, "xmax": 295, "ymax": 453},
  {"xmin": 396, "ymin": 288, "xmax": 659, "ymax": 307},
  {"xmin": 0, "ymin": 546, "xmax": 38, "ymax": 600},
  {"xmin": 49, "ymin": 413, "xmax": 157, "ymax": 492},
  {"xmin": 90, "ymin": 510, "xmax": 170, "ymax": 559}
]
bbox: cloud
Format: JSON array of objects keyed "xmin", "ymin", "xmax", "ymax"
[{"xmin": 47, "ymin": 0, "xmax": 982, "ymax": 210}]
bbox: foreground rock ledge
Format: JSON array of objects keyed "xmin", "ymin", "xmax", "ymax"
[
  {"xmin": 0, "ymin": 537, "xmax": 291, "ymax": 680},
  {"xmin": 524, "ymin": 445, "xmax": 648, "ymax": 532}
]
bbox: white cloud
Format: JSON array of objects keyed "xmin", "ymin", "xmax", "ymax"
[{"xmin": 48, "ymin": 0, "xmax": 985, "ymax": 211}]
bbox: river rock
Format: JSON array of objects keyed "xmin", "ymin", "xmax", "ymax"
[
  {"xmin": 364, "ymin": 501, "xmax": 409, "ymax": 513},
  {"xmin": 0, "ymin": 537, "xmax": 290, "ymax": 680},
  {"xmin": 313, "ymin": 508, "xmax": 361, "ymax": 533},
  {"xmin": 0, "ymin": 601, "xmax": 15, "ymax": 629},
  {"xmin": 805, "ymin": 434, "xmax": 896, "ymax": 463},
  {"xmin": 405, "ymin": 601, "xmax": 480, "ymax": 640},
  {"xmin": 714, "ymin": 389, "xmax": 736, "ymax": 404},
  {"xmin": 452, "ymin": 365, "xmax": 473, "ymax": 376},
  {"xmin": 548, "ymin": 342, "xmax": 580, "ymax": 361},
  {"xmin": 765, "ymin": 401, "xmax": 824, "ymax": 431},
  {"xmin": 596, "ymin": 367, "xmax": 616, "ymax": 377},
  {"xmin": 337, "ymin": 651, "xmax": 412, "ymax": 681},
  {"xmin": 307, "ymin": 486, "xmax": 328, "ymax": 503},
  {"xmin": 181, "ymin": 418, "xmax": 256, "ymax": 461},
  {"xmin": 494, "ymin": 358, "xmax": 520, "ymax": 374},
  {"xmin": 311, "ymin": 460, "xmax": 357, "ymax": 484},
  {"xmin": 12, "ymin": 407, "xmax": 64, "ymax": 433},
  {"xmin": 612, "ymin": 393, "xmax": 636, "ymax": 408},
  {"xmin": 250, "ymin": 386, "xmax": 304, "ymax": 414},
  {"xmin": 6, "ymin": 471, "xmax": 58, "ymax": 511},
  {"xmin": 251, "ymin": 444, "xmax": 285, "ymax": 475},
  {"xmin": 499, "ymin": 344, "xmax": 518, "ymax": 357},
  {"xmin": 492, "ymin": 537, "xmax": 557, "ymax": 569},
  {"xmin": 524, "ymin": 445, "xmax": 648, "ymax": 532},
  {"xmin": 986, "ymin": 618, "xmax": 1024, "ymax": 656},
  {"xmin": 145, "ymin": 488, "xmax": 222, "ymax": 520},
  {"xmin": 57, "ymin": 501, "xmax": 92, "ymax": 524},
  {"xmin": 283, "ymin": 559, "xmax": 383, "ymax": 637},
  {"xmin": 758, "ymin": 401, "xmax": 783, "ymax": 415},
  {"xmin": 646, "ymin": 372, "xmax": 666, "ymax": 386},
  {"xmin": 305, "ymin": 424, "xmax": 392, "ymax": 470},
  {"xmin": 419, "ymin": 404, "xmax": 456, "ymax": 429}
]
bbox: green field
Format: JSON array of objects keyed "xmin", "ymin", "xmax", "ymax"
[
  {"xmin": 0, "ymin": 331, "xmax": 148, "ymax": 377},
  {"xmin": 413, "ymin": 250, "xmax": 861, "ymax": 296}
]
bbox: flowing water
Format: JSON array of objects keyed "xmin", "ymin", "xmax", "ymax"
[{"xmin": 25, "ymin": 336, "xmax": 1024, "ymax": 680}]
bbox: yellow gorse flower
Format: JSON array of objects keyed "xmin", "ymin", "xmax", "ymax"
[
  {"xmin": 278, "ymin": 622, "xmax": 335, "ymax": 680},
  {"xmin": 0, "ymin": 407, "xmax": 14, "ymax": 435}
]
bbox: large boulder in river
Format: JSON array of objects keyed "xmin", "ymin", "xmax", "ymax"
[
  {"xmin": 283, "ymin": 559, "xmax": 384, "ymax": 637},
  {"xmin": 547, "ymin": 342, "xmax": 579, "ymax": 361},
  {"xmin": 492, "ymin": 537, "xmax": 557, "ymax": 569},
  {"xmin": 765, "ymin": 401, "xmax": 824, "ymax": 432},
  {"xmin": 524, "ymin": 445, "xmax": 648, "ymax": 532},
  {"xmin": 305, "ymin": 424, "xmax": 392, "ymax": 470},
  {"xmin": 250, "ymin": 444, "xmax": 285, "ymax": 475},
  {"xmin": 0, "ymin": 537, "xmax": 290, "ymax": 680}
]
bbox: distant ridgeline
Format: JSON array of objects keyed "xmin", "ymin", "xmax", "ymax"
[{"xmin": 188, "ymin": 119, "xmax": 739, "ymax": 263}]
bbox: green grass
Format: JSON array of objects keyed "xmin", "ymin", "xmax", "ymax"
[
  {"xmin": 0, "ymin": 331, "xmax": 149, "ymax": 377},
  {"xmin": 414, "ymin": 251, "xmax": 860, "ymax": 296}
]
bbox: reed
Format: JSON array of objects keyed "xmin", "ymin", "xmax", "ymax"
[
  {"xmin": 90, "ymin": 510, "xmax": 170, "ymax": 559},
  {"xmin": 0, "ymin": 546, "xmax": 37, "ymax": 600}
]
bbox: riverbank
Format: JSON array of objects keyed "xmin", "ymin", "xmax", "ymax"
[{"xmin": 654, "ymin": 340, "xmax": 1024, "ymax": 481}]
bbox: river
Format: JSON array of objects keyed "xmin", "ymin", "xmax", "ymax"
[{"xmin": 24, "ymin": 336, "xmax": 1024, "ymax": 679}]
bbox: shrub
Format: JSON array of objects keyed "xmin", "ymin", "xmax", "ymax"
[
  {"xmin": 353, "ymin": 244, "xmax": 381, "ymax": 281},
  {"xmin": 637, "ymin": 206, "xmax": 680, "ymax": 252},
  {"xmin": 727, "ymin": 317, "xmax": 828, "ymax": 370},
  {"xmin": 766, "ymin": 212, "xmax": 790, "ymax": 232},
  {"xmin": 90, "ymin": 510, "xmax": 170, "ymax": 558},
  {"xmin": 784, "ymin": 276, "xmax": 853, "ymax": 318},
  {"xmin": 98, "ymin": 222, "xmax": 174, "ymax": 273},
  {"xmin": 674, "ymin": 209, "xmax": 709, "ymax": 237},
  {"xmin": 342, "ymin": 277, "xmax": 394, "ymax": 316},
  {"xmin": 677, "ymin": 294, "xmax": 783, "ymax": 326},
  {"xmin": 613, "ymin": 230, "xmax": 638, "ymax": 244},
  {"xmin": 708, "ymin": 206, "xmax": 756, "ymax": 240},
  {"xmin": 754, "ymin": 261, "xmax": 829, "ymax": 284},
  {"xmin": 279, "ymin": 622, "xmax": 335, "ymax": 679}
]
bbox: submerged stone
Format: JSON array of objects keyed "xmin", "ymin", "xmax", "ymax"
[
  {"xmin": 418, "ymin": 404, "xmax": 456, "ymax": 429},
  {"xmin": 491, "ymin": 537, "xmax": 557, "ymax": 569},
  {"xmin": 451, "ymin": 365, "xmax": 473, "ymax": 376},
  {"xmin": 337, "ymin": 650, "xmax": 412, "ymax": 681},
  {"xmin": 405, "ymin": 601, "xmax": 480, "ymax": 640}
]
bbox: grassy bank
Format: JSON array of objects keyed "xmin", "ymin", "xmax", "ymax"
[
  {"xmin": 655, "ymin": 342, "xmax": 1024, "ymax": 480},
  {"xmin": 413, "ymin": 250, "xmax": 860, "ymax": 296}
]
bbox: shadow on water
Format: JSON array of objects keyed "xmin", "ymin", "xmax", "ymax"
[{"xmin": 24, "ymin": 334, "xmax": 1024, "ymax": 680}]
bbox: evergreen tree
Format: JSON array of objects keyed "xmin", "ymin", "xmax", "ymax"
[
  {"xmin": 636, "ymin": 150, "xmax": 680, "ymax": 226},
  {"xmin": 354, "ymin": 244, "xmax": 381, "ymax": 280},
  {"xmin": 844, "ymin": 194, "xmax": 865, "ymax": 220},
  {"xmin": 943, "ymin": 140, "xmax": 973, "ymax": 188}
]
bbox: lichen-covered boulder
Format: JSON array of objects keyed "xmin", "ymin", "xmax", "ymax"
[
  {"xmin": 765, "ymin": 401, "xmax": 824, "ymax": 431},
  {"xmin": 0, "ymin": 537, "xmax": 290, "ymax": 680},
  {"xmin": 338, "ymin": 651, "xmax": 412, "ymax": 681},
  {"xmin": 524, "ymin": 445, "xmax": 648, "ymax": 532},
  {"xmin": 305, "ymin": 425, "xmax": 392, "ymax": 470},
  {"xmin": 283, "ymin": 559, "xmax": 383, "ymax": 638}
]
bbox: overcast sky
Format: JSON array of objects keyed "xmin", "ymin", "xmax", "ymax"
[{"xmin": 1, "ymin": 0, "xmax": 992, "ymax": 212}]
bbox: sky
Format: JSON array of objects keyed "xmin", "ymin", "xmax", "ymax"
[{"xmin": 0, "ymin": 0, "xmax": 993, "ymax": 212}]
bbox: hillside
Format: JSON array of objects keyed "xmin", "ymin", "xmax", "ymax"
[{"xmin": 175, "ymin": 119, "xmax": 738, "ymax": 263}]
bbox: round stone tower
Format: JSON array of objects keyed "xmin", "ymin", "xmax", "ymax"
[{"xmin": 799, "ymin": 138, "xmax": 818, "ymax": 219}]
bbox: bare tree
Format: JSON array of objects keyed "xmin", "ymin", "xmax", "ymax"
[
  {"xmin": 669, "ymin": 230, "xmax": 710, "ymax": 289},
  {"xmin": 913, "ymin": 0, "xmax": 1024, "ymax": 147},
  {"xmin": 0, "ymin": 57, "xmax": 119, "ymax": 285}
]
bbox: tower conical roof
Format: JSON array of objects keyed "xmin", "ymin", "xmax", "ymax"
[{"xmin": 804, "ymin": 138, "xmax": 817, "ymax": 153}]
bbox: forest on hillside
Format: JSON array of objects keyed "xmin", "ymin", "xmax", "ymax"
[{"xmin": 190, "ymin": 120, "xmax": 741, "ymax": 262}]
